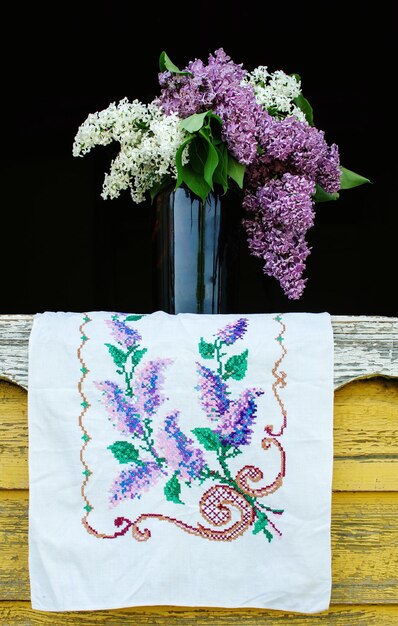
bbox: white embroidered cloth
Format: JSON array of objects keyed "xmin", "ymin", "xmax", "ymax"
[{"xmin": 28, "ymin": 311, "xmax": 334, "ymax": 613}]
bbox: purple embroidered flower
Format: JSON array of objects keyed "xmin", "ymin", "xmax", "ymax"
[
  {"xmin": 94, "ymin": 381, "xmax": 144, "ymax": 437},
  {"xmin": 105, "ymin": 318, "xmax": 141, "ymax": 349},
  {"xmin": 216, "ymin": 389, "xmax": 264, "ymax": 447},
  {"xmin": 132, "ymin": 359, "xmax": 172, "ymax": 418},
  {"xmin": 216, "ymin": 318, "xmax": 248, "ymax": 345},
  {"xmin": 196, "ymin": 364, "xmax": 230, "ymax": 421},
  {"xmin": 110, "ymin": 461, "xmax": 161, "ymax": 506},
  {"xmin": 157, "ymin": 411, "xmax": 205, "ymax": 481}
]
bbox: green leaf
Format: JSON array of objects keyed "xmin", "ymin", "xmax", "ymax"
[
  {"xmin": 199, "ymin": 337, "xmax": 215, "ymax": 359},
  {"xmin": 224, "ymin": 349, "xmax": 249, "ymax": 381},
  {"xmin": 175, "ymin": 136, "xmax": 194, "ymax": 188},
  {"xmin": 293, "ymin": 93, "xmax": 314, "ymax": 125},
  {"xmin": 252, "ymin": 512, "xmax": 268, "ymax": 535},
  {"xmin": 192, "ymin": 427, "xmax": 221, "ymax": 451},
  {"xmin": 108, "ymin": 441, "xmax": 141, "ymax": 464},
  {"xmin": 290, "ymin": 73, "xmax": 301, "ymax": 83},
  {"xmin": 149, "ymin": 176, "xmax": 171, "ymax": 203},
  {"xmin": 227, "ymin": 153, "xmax": 246, "ymax": 188},
  {"xmin": 180, "ymin": 111, "xmax": 210, "ymax": 133},
  {"xmin": 340, "ymin": 166, "xmax": 371, "ymax": 190},
  {"xmin": 181, "ymin": 168, "xmax": 211, "ymax": 203},
  {"xmin": 313, "ymin": 184, "xmax": 339, "ymax": 203},
  {"xmin": 202, "ymin": 134, "xmax": 219, "ymax": 190},
  {"xmin": 105, "ymin": 344, "xmax": 127, "ymax": 369},
  {"xmin": 159, "ymin": 51, "xmax": 192, "ymax": 76},
  {"xmin": 124, "ymin": 314, "xmax": 145, "ymax": 322},
  {"xmin": 164, "ymin": 472, "xmax": 184, "ymax": 504},
  {"xmin": 130, "ymin": 347, "xmax": 147, "ymax": 367},
  {"xmin": 213, "ymin": 144, "xmax": 228, "ymax": 193}
]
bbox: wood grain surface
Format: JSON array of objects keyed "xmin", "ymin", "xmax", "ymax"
[
  {"xmin": 0, "ymin": 315, "xmax": 397, "ymax": 390},
  {"xmin": 0, "ymin": 603, "xmax": 397, "ymax": 625}
]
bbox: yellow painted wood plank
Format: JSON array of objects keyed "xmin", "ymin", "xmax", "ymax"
[
  {"xmin": 0, "ymin": 491, "xmax": 397, "ymax": 604},
  {"xmin": 1, "ymin": 378, "xmax": 398, "ymax": 491},
  {"xmin": 0, "ymin": 382, "xmax": 28, "ymax": 489},
  {"xmin": 1, "ymin": 602, "xmax": 398, "ymax": 625}
]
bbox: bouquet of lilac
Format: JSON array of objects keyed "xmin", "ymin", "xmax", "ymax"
[{"xmin": 73, "ymin": 49, "xmax": 369, "ymax": 299}]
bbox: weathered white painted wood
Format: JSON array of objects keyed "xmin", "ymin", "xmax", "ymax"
[{"xmin": 0, "ymin": 315, "xmax": 397, "ymax": 390}]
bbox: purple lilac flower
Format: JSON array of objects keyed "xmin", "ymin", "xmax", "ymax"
[
  {"xmin": 158, "ymin": 48, "xmax": 341, "ymax": 299},
  {"xmin": 105, "ymin": 317, "xmax": 141, "ymax": 349},
  {"xmin": 132, "ymin": 359, "xmax": 172, "ymax": 418},
  {"xmin": 317, "ymin": 143, "xmax": 341, "ymax": 193},
  {"xmin": 157, "ymin": 48, "xmax": 270, "ymax": 165},
  {"xmin": 216, "ymin": 318, "xmax": 248, "ymax": 345},
  {"xmin": 216, "ymin": 389, "xmax": 264, "ymax": 447},
  {"xmin": 110, "ymin": 461, "xmax": 161, "ymax": 506},
  {"xmin": 157, "ymin": 411, "xmax": 205, "ymax": 481},
  {"xmin": 94, "ymin": 381, "xmax": 144, "ymax": 436},
  {"xmin": 259, "ymin": 116, "xmax": 341, "ymax": 192},
  {"xmin": 196, "ymin": 363, "xmax": 230, "ymax": 421},
  {"xmin": 243, "ymin": 173, "xmax": 316, "ymax": 300}
]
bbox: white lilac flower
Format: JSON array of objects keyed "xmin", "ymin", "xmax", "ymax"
[
  {"xmin": 73, "ymin": 98, "xmax": 187, "ymax": 203},
  {"xmin": 244, "ymin": 66, "xmax": 306, "ymax": 123}
]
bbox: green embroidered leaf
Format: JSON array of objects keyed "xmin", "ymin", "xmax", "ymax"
[
  {"xmin": 164, "ymin": 472, "xmax": 184, "ymax": 504},
  {"xmin": 252, "ymin": 512, "xmax": 268, "ymax": 535},
  {"xmin": 293, "ymin": 93, "xmax": 314, "ymax": 126},
  {"xmin": 159, "ymin": 51, "xmax": 192, "ymax": 76},
  {"xmin": 199, "ymin": 337, "xmax": 215, "ymax": 359},
  {"xmin": 224, "ymin": 349, "xmax": 249, "ymax": 381},
  {"xmin": 340, "ymin": 166, "xmax": 371, "ymax": 189},
  {"xmin": 124, "ymin": 314, "xmax": 145, "ymax": 322},
  {"xmin": 105, "ymin": 344, "xmax": 128, "ymax": 369},
  {"xmin": 192, "ymin": 427, "xmax": 221, "ymax": 451},
  {"xmin": 227, "ymin": 153, "xmax": 246, "ymax": 188},
  {"xmin": 130, "ymin": 347, "xmax": 148, "ymax": 367},
  {"xmin": 180, "ymin": 111, "xmax": 210, "ymax": 133},
  {"xmin": 264, "ymin": 528, "xmax": 273, "ymax": 542},
  {"xmin": 313, "ymin": 184, "xmax": 339, "ymax": 203},
  {"xmin": 108, "ymin": 441, "xmax": 142, "ymax": 464}
]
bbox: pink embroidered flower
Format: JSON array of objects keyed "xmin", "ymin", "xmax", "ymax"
[
  {"xmin": 132, "ymin": 359, "xmax": 172, "ymax": 418},
  {"xmin": 157, "ymin": 411, "xmax": 205, "ymax": 481},
  {"xmin": 216, "ymin": 388, "xmax": 264, "ymax": 447},
  {"xmin": 196, "ymin": 364, "xmax": 230, "ymax": 421},
  {"xmin": 216, "ymin": 318, "xmax": 248, "ymax": 345},
  {"xmin": 94, "ymin": 381, "xmax": 144, "ymax": 437},
  {"xmin": 105, "ymin": 317, "xmax": 141, "ymax": 349}
]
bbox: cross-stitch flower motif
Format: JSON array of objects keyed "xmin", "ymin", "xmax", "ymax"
[
  {"xmin": 105, "ymin": 317, "xmax": 141, "ymax": 349},
  {"xmin": 132, "ymin": 359, "xmax": 172, "ymax": 417},
  {"xmin": 196, "ymin": 364, "xmax": 230, "ymax": 421},
  {"xmin": 110, "ymin": 462, "xmax": 162, "ymax": 506},
  {"xmin": 216, "ymin": 318, "xmax": 248, "ymax": 345},
  {"xmin": 215, "ymin": 388, "xmax": 264, "ymax": 447},
  {"xmin": 157, "ymin": 411, "xmax": 205, "ymax": 481},
  {"xmin": 94, "ymin": 381, "xmax": 144, "ymax": 437}
]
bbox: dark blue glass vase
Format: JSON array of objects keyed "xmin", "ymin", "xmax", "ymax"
[{"xmin": 152, "ymin": 187, "xmax": 242, "ymax": 314}]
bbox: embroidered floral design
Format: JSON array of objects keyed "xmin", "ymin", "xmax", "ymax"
[{"xmin": 79, "ymin": 314, "xmax": 287, "ymax": 543}]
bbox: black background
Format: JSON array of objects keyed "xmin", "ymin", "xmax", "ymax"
[{"xmin": 1, "ymin": 2, "xmax": 396, "ymax": 315}]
